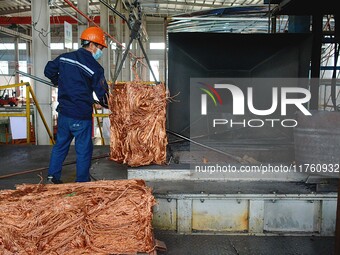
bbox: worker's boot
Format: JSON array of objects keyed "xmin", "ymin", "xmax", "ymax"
[{"xmin": 47, "ymin": 175, "xmax": 63, "ymax": 184}]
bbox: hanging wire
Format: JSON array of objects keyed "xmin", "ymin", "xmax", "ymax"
[
  {"xmin": 31, "ymin": 1, "xmax": 51, "ymax": 48},
  {"xmin": 321, "ymin": 44, "xmax": 334, "ymax": 64}
]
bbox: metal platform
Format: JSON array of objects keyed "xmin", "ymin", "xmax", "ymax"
[
  {"xmin": 127, "ymin": 164, "xmax": 337, "ymax": 236},
  {"xmin": 151, "ymin": 185, "xmax": 337, "ymax": 236}
]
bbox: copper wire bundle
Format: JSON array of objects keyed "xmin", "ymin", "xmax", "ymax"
[
  {"xmin": 0, "ymin": 180, "xmax": 156, "ymax": 255},
  {"xmin": 108, "ymin": 81, "xmax": 168, "ymax": 167}
]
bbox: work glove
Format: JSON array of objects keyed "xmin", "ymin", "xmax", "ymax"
[
  {"xmin": 94, "ymin": 92, "xmax": 109, "ymax": 109},
  {"xmin": 94, "ymin": 100, "xmax": 108, "ymax": 109}
]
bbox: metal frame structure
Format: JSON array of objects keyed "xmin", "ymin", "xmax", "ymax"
[
  {"xmin": 16, "ymin": 70, "xmax": 110, "ymax": 145},
  {"xmin": 99, "ymin": 0, "xmax": 159, "ymax": 83},
  {"xmin": 0, "ymin": 82, "xmax": 55, "ymax": 144},
  {"xmin": 153, "ymin": 193, "xmax": 337, "ymax": 235},
  {"xmin": 128, "ymin": 168, "xmax": 337, "ymax": 236},
  {"xmin": 0, "ymin": 0, "xmax": 265, "ymax": 19}
]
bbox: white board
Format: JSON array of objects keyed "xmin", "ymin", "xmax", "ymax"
[
  {"xmin": 64, "ymin": 21, "xmax": 73, "ymax": 49},
  {"xmin": 9, "ymin": 117, "xmax": 27, "ymax": 139}
]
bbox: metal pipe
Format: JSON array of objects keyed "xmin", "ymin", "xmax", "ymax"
[
  {"xmin": 0, "ymin": 25, "xmax": 32, "ymax": 41},
  {"xmin": 0, "ymin": 82, "xmax": 29, "ymax": 89},
  {"xmin": 99, "ymin": 0, "xmax": 129, "ymax": 26},
  {"xmin": 26, "ymin": 82, "xmax": 31, "ymax": 144},
  {"xmin": 0, "ymin": 113, "xmax": 26, "ymax": 117},
  {"xmin": 156, "ymin": 193, "xmax": 337, "ymax": 200},
  {"xmin": 170, "ymin": 17, "xmax": 271, "ymax": 21},
  {"xmin": 52, "ymin": 3, "xmax": 86, "ymax": 25},
  {"xmin": 16, "ymin": 70, "xmax": 55, "ymax": 87}
]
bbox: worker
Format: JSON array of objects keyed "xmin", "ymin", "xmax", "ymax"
[{"xmin": 44, "ymin": 26, "xmax": 109, "ymax": 184}]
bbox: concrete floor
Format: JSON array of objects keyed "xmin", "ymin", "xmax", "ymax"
[
  {"xmin": 155, "ymin": 231, "xmax": 335, "ymax": 255},
  {"xmin": 0, "ymin": 145, "xmax": 336, "ymax": 255},
  {"xmin": 0, "ymin": 144, "xmax": 126, "ymax": 189}
]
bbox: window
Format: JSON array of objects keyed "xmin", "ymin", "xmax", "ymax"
[
  {"xmin": 18, "ymin": 43, "xmax": 26, "ymax": 50},
  {"xmin": 0, "ymin": 61, "xmax": 9, "ymax": 75},
  {"xmin": 111, "ymin": 42, "xmax": 126, "ymax": 50},
  {"xmin": 50, "ymin": 43, "xmax": 64, "ymax": 50},
  {"xmin": 0, "ymin": 43, "xmax": 14, "ymax": 50},
  {"xmin": 0, "ymin": 43, "xmax": 26, "ymax": 50},
  {"xmin": 18, "ymin": 61, "xmax": 30, "ymax": 83},
  {"xmin": 150, "ymin": 61, "xmax": 159, "ymax": 82},
  {"xmin": 150, "ymin": 43, "xmax": 165, "ymax": 50},
  {"xmin": 18, "ymin": 61, "xmax": 27, "ymax": 73},
  {"xmin": 111, "ymin": 42, "xmax": 117, "ymax": 50}
]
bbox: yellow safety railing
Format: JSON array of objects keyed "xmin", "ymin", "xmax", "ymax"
[
  {"xmin": 92, "ymin": 107, "xmax": 109, "ymax": 145},
  {"xmin": 0, "ymin": 82, "xmax": 55, "ymax": 144}
]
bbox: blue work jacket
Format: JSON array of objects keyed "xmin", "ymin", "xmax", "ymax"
[{"xmin": 44, "ymin": 48, "xmax": 109, "ymax": 120}]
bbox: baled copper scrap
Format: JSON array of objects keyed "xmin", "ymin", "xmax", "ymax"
[
  {"xmin": 0, "ymin": 180, "xmax": 156, "ymax": 255},
  {"xmin": 109, "ymin": 81, "xmax": 168, "ymax": 167}
]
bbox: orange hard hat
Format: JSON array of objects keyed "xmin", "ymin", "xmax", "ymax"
[{"xmin": 80, "ymin": 27, "xmax": 107, "ymax": 48}]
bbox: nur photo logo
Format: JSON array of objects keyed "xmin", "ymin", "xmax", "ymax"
[
  {"xmin": 199, "ymin": 82, "xmax": 223, "ymax": 115},
  {"xmin": 196, "ymin": 80, "xmax": 312, "ymax": 128}
]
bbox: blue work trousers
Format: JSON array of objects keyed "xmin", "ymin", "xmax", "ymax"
[{"xmin": 48, "ymin": 113, "xmax": 93, "ymax": 182}]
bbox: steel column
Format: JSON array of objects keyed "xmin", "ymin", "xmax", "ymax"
[
  {"xmin": 14, "ymin": 37, "xmax": 19, "ymax": 84},
  {"xmin": 77, "ymin": 0, "xmax": 88, "ymax": 46},
  {"xmin": 335, "ymin": 180, "xmax": 340, "ymax": 254},
  {"xmin": 31, "ymin": 0, "xmax": 52, "ymax": 145},
  {"xmin": 26, "ymin": 83, "xmax": 30, "ymax": 143},
  {"xmin": 115, "ymin": 1, "xmax": 123, "ymax": 82},
  {"xmin": 100, "ymin": 0, "xmax": 111, "ymax": 80},
  {"xmin": 310, "ymin": 14, "xmax": 323, "ymax": 110}
]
